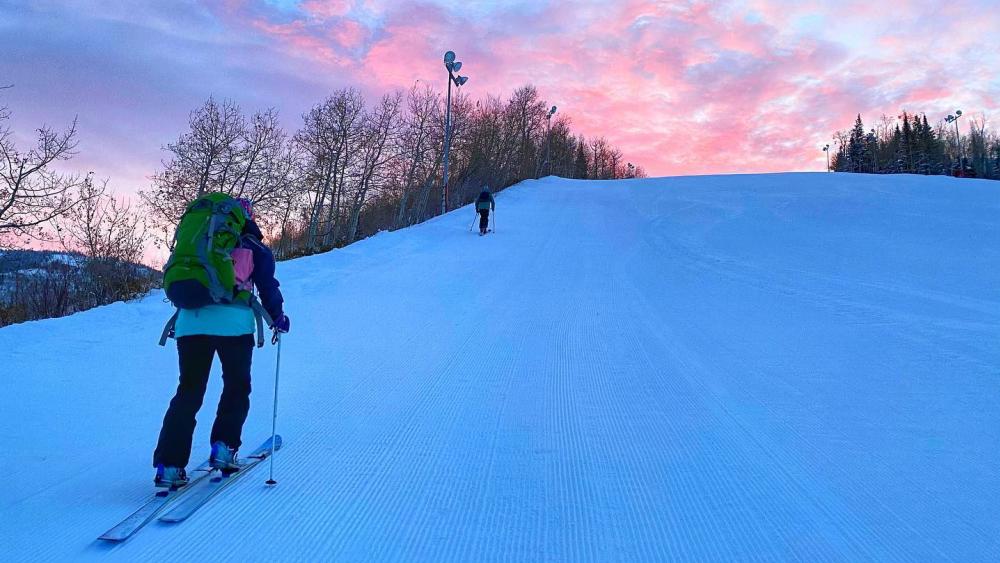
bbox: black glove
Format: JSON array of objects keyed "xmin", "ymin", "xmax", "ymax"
[{"xmin": 272, "ymin": 314, "xmax": 290, "ymax": 334}]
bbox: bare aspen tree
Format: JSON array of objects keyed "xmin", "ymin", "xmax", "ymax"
[
  {"xmin": 462, "ymin": 94, "xmax": 508, "ymax": 192},
  {"xmin": 505, "ymin": 86, "xmax": 548, "ymax": 180},
  {"xmin": 175, "ymin": 97, "xmax": 242, "ymax": 198},
  {"xmin": 607, "ymin": 146, "xmax": 625, "ymax": 179},
  {"xmin": 589, "ymin": 137, "xmax": 614, "ymax": 179},
  {"xmin": 325, "ymin": 90, "xmax": 364, "ymax": 247},
  {"xmin": 57, "ymin": 176, "xmax": 152, "ymax": 308},
  {"xmin": 442, "ymin": 90, "xmax": 474, "ymax": 207},
  {"xmin": 294, "ymin": 88, "xmax": 365, "ymax": 250},
  {"xmin": 393, "ymin": 84, "xmax": 442, "ymax": 229},
  {"xmin": 400, "ymin": 85, "xmax": 445, "ymax": 227},
  {"xmin": 346, "ymin": 92, "xmax": 401, "ymax": 244},
  {"xmin": 0, "ymin": 108, "xmax": 89, "ymax": 246},
  {"xmin": 141, "ymin": 98, "xmax": 295, "ymax": 245},
  {"xmin": 544, "ymin": 119, "xmax": 575, "ymax": 177},
  {"xmin": 59, "ymin": 176, "xmax": 148, "ymax": 264},
  {"xmin": 232, "ymin": 109, "xmax": 291, "ymax": 212}
]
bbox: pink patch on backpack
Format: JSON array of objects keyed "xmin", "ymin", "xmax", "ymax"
[{"xmin": 231, "ymin": 247, "xmax": 254, "ymax": 292}]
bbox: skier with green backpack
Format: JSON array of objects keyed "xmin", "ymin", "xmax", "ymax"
[
  {"xmin": 475, "ymin": 188, "xmax": 495, "ymax": 235},
  {"xmin": 152, "ymin": 193, "xmax": 289, "ymax": 488}
]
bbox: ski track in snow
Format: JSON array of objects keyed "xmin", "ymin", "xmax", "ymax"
[{"xmin": 1, "ymin": 173, "xmax": 999, "ymax": 562}]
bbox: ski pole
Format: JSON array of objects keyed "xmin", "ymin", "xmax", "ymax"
[
  {"xmin": 266, "ymin": 332, "xmax": 282, "ymax": 485},
  {"xmin": 469, "ymin": 212, "xmax": 477, "ymax": 232},
  {"xmin": 491, "ymin": 208, "xmax": 496, "ymax": 233}
]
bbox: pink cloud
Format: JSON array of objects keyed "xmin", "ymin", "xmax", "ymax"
[
  {"xmin": 201, "ymin": 0, "xmax": 1000, "ymax": 175},
  {"xmin": 330, "ymin": 19, "xmax": 368, "ymax": 49},
  {"xmin": 251, "ymin": 18, "xmax": 352, "ymax": 66},
  {"xmin": 300, "ymin": 0, "xmax": 352, "ymax": 19}
]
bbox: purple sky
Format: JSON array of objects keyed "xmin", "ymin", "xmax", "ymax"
[{"xmin": 3, "ymin": 0, "xmax": 998, "ymax": 195}]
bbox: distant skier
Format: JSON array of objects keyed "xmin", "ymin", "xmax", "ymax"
[
  {"xmin": 152, "ymin": 195, "xmax": 289, "ymax": 488},
  {"xmin": 475, "ymin": 188, "xmax": 495, "ymax": 235}
]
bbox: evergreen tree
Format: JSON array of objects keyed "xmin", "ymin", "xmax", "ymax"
[
  {"xmin": 573, "ymin": 139, "xmax": 589, "ymax": 179},
  {"xmin": 991, "ymin": 142, "xmax": 1000, "ymax": 178},
  {"xmin": 890, "ymin": 125, "xmax": 904, "ymax": 173},
  {"xmin": 923, "ymin": 115, "xmax": 941, "ymax": 174},
  {"xmin": 913, "ymin": 115, "xmax": 926, "ymax": 174},
  {"xmin": 864, "ymin": 129, "xmax": 878, "ymax": 173},
  {"xmin": 900, "ymin": 112, "xmax": 914, "ymax": 173},
  {"xmin": 848, "ymin": 114, "xmax": 866, "ymax": 172}
]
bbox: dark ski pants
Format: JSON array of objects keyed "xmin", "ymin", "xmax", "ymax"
[
  {"xmin": 479, "ymin": 210, "xmax": 490, "ymax": 232},
  {"xmin": 153, "ymin": 335, "xmax": 254, "ymax": 468}
]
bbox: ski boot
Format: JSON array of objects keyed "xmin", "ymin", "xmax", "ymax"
[
  {"xmin": 210, "ymin": 441, "xmax": 240, "ymax": 473},
  {"xmin": 154, "ymin": 465, "xmax": 189, "ymax": 488}
]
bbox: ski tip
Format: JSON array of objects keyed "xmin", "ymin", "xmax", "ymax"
[
  {"xmin": 158, "ymin": 515, "xmax": 184, "ymax": 524},
  {"xmin": 98, "ymin": 531, "xmax": 128, "ymax": 543}
]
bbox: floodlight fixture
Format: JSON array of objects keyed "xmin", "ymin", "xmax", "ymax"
[
  {"xmin": 441, "ymin": 51, "xmax": 470, "ymax": 214},
  {"xmin": 946, "ymin": 109, "xmax": 964, "ymax": 165},
  {"xmin": 539, "ymin": 104, "xmax": 559, "ymax": 178}
]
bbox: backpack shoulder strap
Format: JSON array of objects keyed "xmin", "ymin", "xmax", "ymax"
[
  {"xmin": 248, "ymin": 295, "xmax": 273, "ymax": 348},
  {"xmin": 199, "ymin": 197, "xmax": 243, "ymax": 303},
  {"xmin": 158, "ymin": 309, "xmax": 180, "ymax": 346}
]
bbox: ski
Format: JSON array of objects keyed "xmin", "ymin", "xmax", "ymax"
[
  {"xmin": 158, "ymin": 435, "xmax": 282, "ymax": 524},
  {"xmin": 98, "ymin": 460, "xmax": 214, "ymax": 542},
  {"xmin": 97, "ymin": 436, "xmax": 280, "ymax": 542}
]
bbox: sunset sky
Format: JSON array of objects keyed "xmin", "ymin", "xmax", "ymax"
[{"xmin": 3, "ymin": 0, "xmax": 998, "ymax": 194}]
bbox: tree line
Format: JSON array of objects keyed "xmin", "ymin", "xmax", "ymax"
[
  {"xmin": 140, "ymin": 84, "xmax": 646, "ymax": 259},
  {"xmin": 0, "ymin": 82, "xmax": 643, "ymax": 324},
  {"xmin": 831, "ymin": 111, "xmax": 1000, "ymax": 180}
]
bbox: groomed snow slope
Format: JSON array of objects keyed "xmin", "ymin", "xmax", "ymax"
[{"xmin": 2, "ymin": 173, "xmax": 998, "ymax": 562}]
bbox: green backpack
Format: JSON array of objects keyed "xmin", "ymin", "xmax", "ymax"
[{"xmin": 163, "ymin": 192, "xmax": 249, "ymax": 309}]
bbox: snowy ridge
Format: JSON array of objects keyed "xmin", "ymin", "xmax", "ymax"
[{"xmin": 1, "ymin": 173, "xmax": 998, "ymax": 561}]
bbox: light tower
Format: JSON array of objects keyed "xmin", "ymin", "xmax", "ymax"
[
  {"xmin": 538, "ymin": 105, "xmax": 557, "ymax": 178},
  {"xmin": 944, "ymin": 109, "xmax": 963, "ymax": 173},
  {"xmin": 441, "ymin": 51, "xmax": 469, "ymax": 215}
]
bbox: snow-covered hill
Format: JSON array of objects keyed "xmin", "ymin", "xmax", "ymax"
[
  {"xmin": 0, "ymin": 250, "xmax": 85, "ymax": 295},
  {"xmin": 2, "ymin": 173, "xmax": 998, "ymax": 562}
]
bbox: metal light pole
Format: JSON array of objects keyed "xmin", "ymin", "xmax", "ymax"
[
  {"xmin": 822, "ymin": 144, "xmax": 830, "ymax": 172},
  {"xmin": 870, "ymin": 128, "xmax": 878, "ymax": 173},
  {"xmin": 441, "ymin": 51, "xmax": 469, "ymax": 215},
  {"xmin": 945, "ymin": 109, "xmax": 963, "ymax": 174},
  {"xmin": 538, "ymin": 105, "xmax": 557, "ymax": 178}
]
